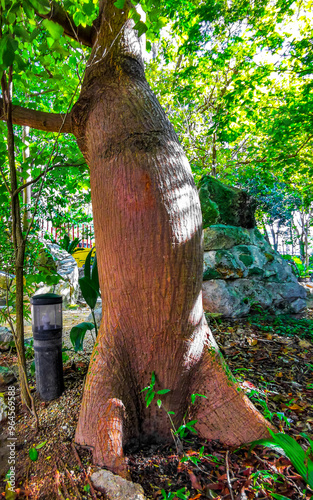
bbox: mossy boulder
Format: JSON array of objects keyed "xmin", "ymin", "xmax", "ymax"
[
  {"xmin": 203, "ymin": 225, "xmax": 251, "ymax": 251},
  {"xmin": 198, "ymin": 175, "xmax": 257, "ymax": 229},
  {"xmin": 202, "ymin": 225, "xmax": 307, "ymax": 317}
]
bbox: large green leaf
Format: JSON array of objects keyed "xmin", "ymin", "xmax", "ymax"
[
  {"xmin": 29, "ymin": 448, "xmax": 38, "ymax": 461},
  {"xmin": 28, "ymin": 0, "xmax": 50, "ymax": 15},
  {"xmin": 114, "ymin": 0, "xmax": 125, "ymax": 8},
  {"xmin": 269, "ymin": 430, "xmax": 313, "ymax": 488},
  {"xmin": 0, "ymin": 36, "xmax": 18, "ymax": 69},
  {"xmin": 91, "ymin": 252, "xmax": 100, "ymax": 295},
  {"xmin": 271, "ymin": 494, "xmax": 293, "ymax": 500},
  {"xmin": 84, "ymin": 247, "xmax": 94, "ymax": 280},
  {"xmin": 78, "ymin": 276, "xmax": 99, "ymax": 310},
  {"xmin": 70, "ymin": 322, "xmax": 95, "ymax": 352},
  {"xmin": 42, "ymin": 19, "xmax": 64, "ymax": 40}
]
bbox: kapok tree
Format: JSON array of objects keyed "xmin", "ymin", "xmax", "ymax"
[{"xmin": 1, "ymin": 0, "xmax": 270, "ymax": 475}]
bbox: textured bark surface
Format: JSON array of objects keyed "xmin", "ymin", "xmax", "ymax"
[
  {"xmin": 72, "ymin": 0, "xmax": 271, "ymax": 474},
  {"xmin": 0, "ymin": 99, "xmax": 72, "ymax": 133}
]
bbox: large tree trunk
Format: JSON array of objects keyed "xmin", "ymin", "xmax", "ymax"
[{"xmin": 73, "ymin": 0, "xmax": 270, "ymax": 474}]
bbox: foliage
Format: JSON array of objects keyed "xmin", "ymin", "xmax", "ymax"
[
  {"xmin": 59, "ymin": 234, "xmax": 80, "ymax": 255},
  {"xmin": 251, "ymin": 429, "xmax": 313, "ymax": 490},
  {"xmin": 283, "ymin": 255, "xmax": 313, "ymax": 279},
  {"xmin": 247, "ymin": 313, "xmax": 313, "ymax": 342},
  {"xmin": 142, "ymin": 372, "xmax": 208, "ymax": 450},
  {"xmin": 70, "ymin": 248, "xmax": 100, "ymax": 352}
]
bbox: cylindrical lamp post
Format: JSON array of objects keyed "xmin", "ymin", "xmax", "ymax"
[{"xmin": 31, "ymin": 293, "xmax": 64, "ymax": 401}]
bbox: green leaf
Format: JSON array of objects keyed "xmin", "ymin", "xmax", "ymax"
[
  {"xmin": 114, "ymin": 0, "xmax": 125, "ymax": 8},
  {"xmin": 157, "ymin": 389, "xmax": 170, "ymax": 395},
  {"xmin": 191, "ymin": 393, "xmax": 207, "ymax": 404},
  {"xmin": 91, "ymin": 253, "xmax": 100, "ymax": 294},
  {"xmin": 35, "ymin": 440, "xmax": 47, "ymax": 450},
  {"xmin": 0, "ymin": 37, "xmax": 18, "ymax": 69},
  {"xmin": 269, "ymin": 430, "xmax": 313, "ymax": 488},
  {"xmin": 271, "ymin": 494, "xmax": 292, "ymax": 500},
  {"xmin": 70, "ymin": 322, "xmax": 95, "ymax": 352},
  {"xmin": 84, "ymin": 248, "xmax": 94, "ymax": 280},
  {"xmin": 79, "ymin": 276, "xmax": 99, "ymax": 310},
  {"xmin": 145, "ymin": 390, "xmax": 155, "ymax": 407},
  {"xmin": 134, "ymin": 21, "xmax": 148, "ymax": 38},
  {"xmin": 29, "ymin": 448, "xmax": 38, "ymax": 461},
  {"xmin": 157, "ymin": 399, "xmax": 162, "ymax": 408},
  {"xmin": 28, "ymin": 0, "xmax": 50, "ymax": 15},
  {"xmin": 42, "ymin": 19, "xmax": 64, "ymax": 40}
]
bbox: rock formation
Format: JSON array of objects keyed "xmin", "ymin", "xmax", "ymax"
[{"xmin": 199, "ymin": 177, "xmax": 306, "ymax": 317}]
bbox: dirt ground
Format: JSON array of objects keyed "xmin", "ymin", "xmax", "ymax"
[{"xmin": 1, "ymin": 308, "xmax": 313, "ymax": 499}]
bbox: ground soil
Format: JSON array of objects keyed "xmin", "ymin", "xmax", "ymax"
[{"xmin": 1, "ymin": 307, "xmax": 313, "ymax": 499}]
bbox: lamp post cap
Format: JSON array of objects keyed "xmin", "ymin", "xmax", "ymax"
[{"xmin": 31, "ymin": 293, "xmax": 63, "ymax": 305}]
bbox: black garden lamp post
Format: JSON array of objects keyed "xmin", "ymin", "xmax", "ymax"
[{"xmin": 31, "ymin": 293, "xmax": 64, "ymax": 401}]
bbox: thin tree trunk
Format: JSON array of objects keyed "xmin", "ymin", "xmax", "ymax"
[
  {"xmin": 22, "ymin": 126, "xmax": 31, "ymax": 232},
  {"xmin": 1, "ymin": 71, "xmax": 31, "ymax": 408},
  {"xmin": 73, "ymin": 0, "xmax": 270, "ymax": 474},
  {"xmin": 212, "ymin": 132, "xmax": 217, "ymax": 176},
  {"xmin": 262, "ymin": 217, "xmax": 271, "ymax": 245}
]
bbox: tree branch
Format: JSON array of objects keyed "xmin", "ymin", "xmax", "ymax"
[
  {"xmin": 12, "ymin": 162, "xmax": 86, "ymax": 198},
  {"xmin": 0, "ymin": 99, "xmax": 72, "ymax": 133},
  {"xmin": 38, "ymin": 1, "xmax": 95, "ymax": 47},
  {"xmin": 236, "ymin": 134, "xmax": 313, "ymax": 165}
]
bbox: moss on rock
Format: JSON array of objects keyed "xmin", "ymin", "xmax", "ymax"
[{"xmin": 198, "ymin": 175, "xmax": 257, "ymax": 229}]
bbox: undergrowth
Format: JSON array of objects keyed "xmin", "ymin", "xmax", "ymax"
[{"xmin": 247, "ymin": 313, "xmax": 313, "ymax": 341}]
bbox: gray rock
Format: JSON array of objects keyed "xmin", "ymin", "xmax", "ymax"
[
  {"xmin": 0, "ymin": 396, "xmax": 7, "ymax": 422},
  {"xmin": 35, "ymin": 242, "xmax": 79, "ymax": 306},
  {"xmin": 289, "ymin": 298, "xmax": 307, "ymax": 314},
  {"xmin": 0, "ymin": 366, "xmax": 16, "ymax": 387},
  {"xmin": 202, "ymin": 224, "xmax": 306, "ymax": 317},
  {"xmin": 87, "ymin": 307, "xmax": 102, "ymax": 327},
  {"xmin": 202, "ymin": 280, "xmax": 250, "ymax": 317},
  {"xmin": 91, "ymin": 469, "xmax": 146, "ymax": 500},
  {"xmin": 0, "ymin": 327, "xmax": 13, "ymax": 352},
  {"xmin": 203, "ymin": 225, "xmax": 251, "ymax": 251}
]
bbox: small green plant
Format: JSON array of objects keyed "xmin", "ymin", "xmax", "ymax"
[
  {"xmin": 141, "ymin": 372, "xmax": 207, "ymax": 453},
  {"xmin": 59, "ymin": 234, "xmax": 80, "ymax": 255},
  {"xmin": 251, "ymin": 429, "xmax": 313, "ymax": 490},
  {"xmin": 248, "ymin": 390, "xmax": 291, "ymax": 429},
  {"xmin": 70, "ymin": 248, "xmax": 100, "ymax": 352},
  {"xmin": 161, "ymin": 487, "xmax": 190, "ymax": 500}
]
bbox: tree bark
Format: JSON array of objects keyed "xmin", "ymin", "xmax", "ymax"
[
  {"xmin": 0, "ymin": 99, "xmax": 72, "ymax": 133},
  {"xmin": 72, "ymin": 0, "xmax": 271, "ymax": 474},
  {"xmin": 1, "ymin": 71, "xmax": 31, "ymax": 408}
]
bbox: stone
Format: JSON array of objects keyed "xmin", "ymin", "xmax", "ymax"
[
  {"xmin": 0, "ymin": 327, "xmax": 13, "ymax": 352},
  {"xmin": 91, "ymin": 469, "xmax": 146, "ymax": 500},
  {"xmin": 202, "ymin": 280, "xmax": 250, "ymax": 317},
  {"xmin": 35, "ymin": 242, "xmax": 79, "ymax": 306},
  {"xmin": 203, "ymin": 225, "xmax": 251, "ymax": 251},
  {"xmin": 198, "ymin": 175, "xmax": 257, "ymax": 229},
  {"xmin": 301, "ymin": 283, "xmax": 313, "ymax": 308},
  {"xmin": 202, "ymin": 225, "xmax": 307, "ymax": 317},
  {"xmin": 289, "ymin": 298, "xmax": 307, "ymax": 314},
  {"xmin": 87, "ymin": 306, "xmax": 102, "ymax": 327},
  {"xmin": 0, "ymin": 367, "xmax": 16, "ymax": 387},
  {"xmin": 0, "ymin": 396, "xmax": 7, "ymax": 422}
]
